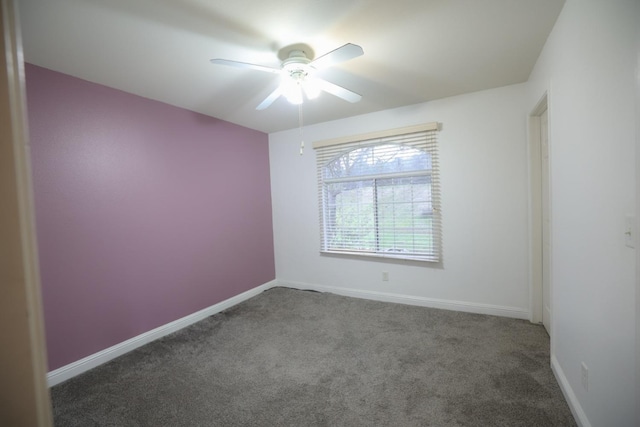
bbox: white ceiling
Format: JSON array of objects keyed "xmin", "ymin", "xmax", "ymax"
[{"xmin": 18, "ymin": 0, "xmax": 565, "ymax": 134}]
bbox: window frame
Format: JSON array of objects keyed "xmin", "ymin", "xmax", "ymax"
[{"xmin": 313, "ymin": 123, "xmax": 441, "ymax": 263}]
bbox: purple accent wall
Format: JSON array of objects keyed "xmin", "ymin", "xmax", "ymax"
[{"xmin": 25, "ymin": 64, "xmax": 275, "ymax": 371}]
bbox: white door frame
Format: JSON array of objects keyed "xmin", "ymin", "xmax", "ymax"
[
  {"xmin": 528, "ymin": 92, "xmax": 551, "ymax": 329},
  {"xmin": 634, "ymin": 5, "xmax": 640, "ymax": 422}
]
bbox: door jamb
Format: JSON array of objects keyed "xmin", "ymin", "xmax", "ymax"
[
  {"xmin": 528, "ymin": 92, "xmax": 549, "ymax": 326},
  {"xmin": 0, "ymin": 1, "xmax": 52, "ymax": 425}
]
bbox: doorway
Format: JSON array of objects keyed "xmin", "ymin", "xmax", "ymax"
[{"xmin": 529, "ymin": 94, "xmax": 551, "ymax": 336}]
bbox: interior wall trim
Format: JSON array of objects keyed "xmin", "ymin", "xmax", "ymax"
[
  {"xmin": 276, "ymin": 280, "xmax": 529, "ymax": 320},
  {"xmin": 47, "ymin": 280, "xmax": 279, "ymax": 387},
  {"xmin": 551, "ymin": 355, "xmax": 590, "ymax": 427}
]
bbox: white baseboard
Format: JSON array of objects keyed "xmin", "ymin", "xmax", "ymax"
[
  {"xmin": 47, "ymin": 280, "xmax": 278, "ymax": 387},
  {"xmin": 48, "ymin": 279, "xmax": 530, "ymax": 386},
  {"xmin": 275, "ymin": 280, "xmax": 529, "ymax": 320},
  {"xmin": 551, "ymin": 355, "xmax": 591, "ymax": 427}
]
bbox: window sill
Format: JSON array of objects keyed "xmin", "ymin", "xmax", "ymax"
[{"xmin": 320, "ymin": 250, "xmax": 439, "ymax": 263}]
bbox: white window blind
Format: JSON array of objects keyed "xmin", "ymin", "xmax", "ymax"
[{"xmin": 314, "ymin": 123, "xmax": 441, "ymax": 262}]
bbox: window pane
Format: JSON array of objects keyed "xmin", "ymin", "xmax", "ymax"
[
  {"xmin": 324, "ymin": 180, "xmax": 375, "ymax": 251},
  {"xmin": 377, "ymin": 177, "xmax": 433, "ymax": 254},
  {"xmin": 324, "ymin": 144, "xmax": 431, "ymax": 179}
]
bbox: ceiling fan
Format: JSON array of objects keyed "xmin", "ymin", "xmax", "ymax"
[{"xmin": 210, "ymin": 43, "xmax": 364, "ymax": 110}]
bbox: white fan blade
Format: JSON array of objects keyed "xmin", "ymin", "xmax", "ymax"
[
  {"xmin": 310, "ymin": 43, "xmax": 363, "ymax": 70},
  {"xmin": 210, "ymin": 58, "xmax": 281, "ymax": 74},
  {"xmin": 317, "ymin": 79, "xmax": 362, "ymax": 103},
  {"xmin": 256, "ymin": 86, "xmax": 282, "ymax": 110}
]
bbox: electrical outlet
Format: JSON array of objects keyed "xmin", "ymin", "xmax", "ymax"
[
  {"xmin": 625, "ymin": 215, "xmax": 635, "ymax": 248},
  {"xmin": 581, "ymin": 362, "xmax": 589, "ymax": 391},
  {"xmin": 382, "ymin": 271, "xmax": 389, "ymax": 281}
]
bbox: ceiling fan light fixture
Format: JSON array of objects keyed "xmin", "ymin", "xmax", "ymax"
[
  {"xmin": 285, "ymin": 88, "xmax": 303, "ymax": 105},
  {"xmin": 281, "ymin": 78, "xmax": 304, "ymax": 105},
  {"xmin": 303, "ymin": 78, "xmax": 321, "ymax": 100},
  {"xmin": 280, "ymin": 64, "xmax": 316, "ymax": 105}
]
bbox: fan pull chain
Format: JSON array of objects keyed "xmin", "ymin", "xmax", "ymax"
[{"xmin": 298, "ymin": 103, "xmax": 305, "ymax": 155}]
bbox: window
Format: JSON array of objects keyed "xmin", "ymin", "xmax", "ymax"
[{"xmin": 314, "ymin": 123, "xmax": 441, "ymax": 262}]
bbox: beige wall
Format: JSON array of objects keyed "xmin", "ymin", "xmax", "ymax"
[{"xmin": 0, "ymin": 1, "xmax": 52, "ymax": 425}]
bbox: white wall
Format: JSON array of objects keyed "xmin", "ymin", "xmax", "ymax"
[
  {"xmin": 269, "ymin": 83, "xmax": 530, "ymax": 317},
  {"xmin": 527, "ymin": 0, "xmax": 638, "ymax": 426},
  {"xmin": 270, "ymin": 2, "xmax": 640, "ymax": 425}
]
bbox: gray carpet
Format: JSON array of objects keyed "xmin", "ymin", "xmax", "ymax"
[{"xmin": 51, "ymin": 287, "xmax": 576, "ymax": 426}]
